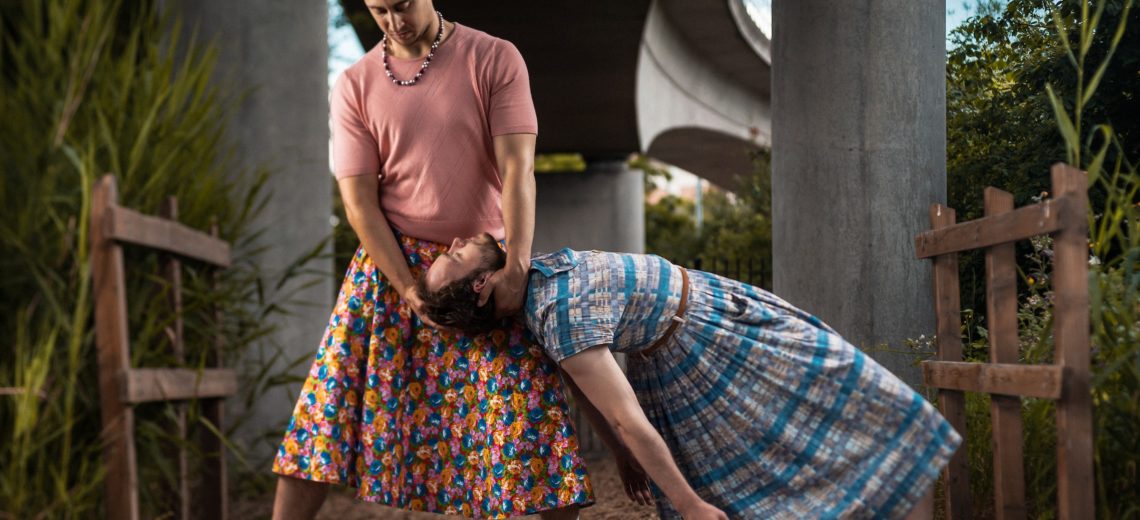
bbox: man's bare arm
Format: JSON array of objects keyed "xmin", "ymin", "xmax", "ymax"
[
  {"xmin": 479, "ymin": 132, "xmax": 536, "ymax": 317},
  {"xmin": 339, "ymin": 175, "xmax": 439, "ymax": 327},
  {"xmin": 559, "ymin": 347, "xmax": 726, "ymax": 519}
]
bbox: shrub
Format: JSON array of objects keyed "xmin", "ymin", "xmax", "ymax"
[{"xmin": 0, "ymin": 1, "xmax": 321, "ymax": 516}]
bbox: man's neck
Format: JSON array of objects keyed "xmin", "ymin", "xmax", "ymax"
[{"xmin": 387, "ymin": 19, "xmax": 451, "ymax": 60}]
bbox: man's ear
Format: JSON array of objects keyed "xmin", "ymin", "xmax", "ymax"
[{"xmin": 471, "ymin": 271, "xmax": 491, "ymax": 294}]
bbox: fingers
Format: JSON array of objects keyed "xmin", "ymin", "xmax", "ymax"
[
  {"xmin": 635, "ymin": 481, "xmax": 653, "ymax": 506},
  {"xmin": 638, "ymin": 482, "xmax": 654, "ymax": 506},
  {"xmin": 623, "ymin": 478, "xmax": 653, "ymax": 506},
  {"xmin": 416, "ymin": 312, "xmax": 443, "ymax": 329},
  {"xmin": 406, "ymin": 287, "xmax": 445, "ymax": 329}
]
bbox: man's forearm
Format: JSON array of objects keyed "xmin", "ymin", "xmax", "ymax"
[
  {"xmin": 561, "ymin": 370, "xmax": 628, "ymax": 457},
  {"xmin": 500, "ymin": 163, "xmax": 535, "ymax": 270},
  {"xmin": 339, "ymin": 177, "xmax": 415, "ymax": 295},
  {"xmin": 494, "ymin": 133, "xmax": 537, "ymax": 269}
]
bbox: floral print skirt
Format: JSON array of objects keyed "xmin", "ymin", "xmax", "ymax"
[{"xmin": 273, "ymin": 234, "xmax": 594, "ymax": 518}]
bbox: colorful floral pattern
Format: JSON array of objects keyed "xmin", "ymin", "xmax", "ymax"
[{"xmin": 273, "ymin": 235, "xmax": 594, "ymax": 518}]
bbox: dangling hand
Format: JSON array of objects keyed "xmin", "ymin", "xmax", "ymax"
[{"xmin": 615, "ymin": 450, "xmax": 654, "ymax": 506}]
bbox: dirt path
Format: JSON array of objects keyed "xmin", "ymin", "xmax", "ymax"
[{"xmin": 234, "ymin": 455, "xmax": 659, "ymax": 519}]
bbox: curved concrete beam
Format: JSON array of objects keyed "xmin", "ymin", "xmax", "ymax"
[
  {"xmin": 638, "ymin": 0, "xmax": 770, "ymax": 189},
  {"xmin": 646, "ymin": 127, "xmax": 761, "ymax": 190}
]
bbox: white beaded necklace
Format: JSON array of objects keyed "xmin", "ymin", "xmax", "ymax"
[{"xmin": 382, "ymin": 11, "xmax": 445, "ymax": 87}]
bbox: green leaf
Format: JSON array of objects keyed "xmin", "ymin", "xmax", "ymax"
[
  {"xmin": 1084, "ymin": 125, "xmax": 1112, "ymax": 186},
  {"xmin": 1082, "ymin": 56, "xmax": 1113, "ymax": 106},
  {"xmin": 1045, "ymin": 84, "xmax": 1079, "ymax": 159}
]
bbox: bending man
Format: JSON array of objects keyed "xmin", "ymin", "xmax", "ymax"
[{"xmin": 417, "ymin": 234, "xmax": 961, "ymax": 520}]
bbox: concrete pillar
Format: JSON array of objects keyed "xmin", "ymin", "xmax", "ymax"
[
  {"xmin": 163, "ymin": 1, "xmax": 332, "ymax": 461},
  {"xmin": 534, "ymin": 161, "xmax": 645, "ymax": 255},
  {"xmin": 771, "ymin": 0, "xmax": 945, "ymax": 384}
]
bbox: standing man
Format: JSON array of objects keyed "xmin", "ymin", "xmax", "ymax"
[{"xmin": 271, "ymin": 1, "xmax": 593, "ymax": 518}]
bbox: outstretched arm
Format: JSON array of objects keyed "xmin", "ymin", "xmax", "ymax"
[
  {"xmin": 559, "ymin": 347, "xmax": 727, "ymax": 519},
  {"xmin": 560, "ymin": 369, "xmax": 654, "ymax": 506}
]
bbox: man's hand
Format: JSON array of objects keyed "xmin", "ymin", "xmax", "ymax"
[
  {"xmin": 477, "ymin": 261, "xmax": 527, "ymax": 318},
  {"xmin": 405, "ymin": 283, "xmax": 444, "ymax": 329},
  {"xmin": 615, "ymin": 450, "xmax": 654, "ymax": 506}
]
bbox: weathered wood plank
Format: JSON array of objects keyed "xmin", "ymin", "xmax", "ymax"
[
  {"xmin": 160, "ymin": 198, "xmax": 191, "ymax": 520},
  {"xmin": 985, "ymin": 188, "xmax": 1027, "ymax": 520},
  {"xmin": 121, "ymin": 368, "xmax": 238, "ymax": 404},
  {"xmin": 1050, "ymin": 164, "xmax": 1094, "ymax": 520},
  {"xmin": 928, "ymin": 204, "xmax": 971, "ymax": 520},
  {"xmin": 199, "ymin": 398, "xmax": 229, "ymax": 520},
  {"xmin": 92, "ymin": 174, "xmax": 140, "ymax": 520},
  {"xmin": 106, "ymin": 205, "xmax": 231, "ymax": 267},
  {"xmin": 198, "ymin": 220, "xmax": 229, "ymax": 520},
  {"xmin": 915, "ymin": 195, "xmax": 1073, "ymax": 259},
  {"xmin": 923, "ymin": 361, "xmax": 1064, "ymax": 400}
]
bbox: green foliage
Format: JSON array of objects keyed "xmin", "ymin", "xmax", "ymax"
[
  {"xmin": 637, "ymin": 155, "xmax": 702, "ymax": 263},
  {"xmin": 1041, "ymin": 2, "xmax": 1139, "ymax": 512},
  {"xmin": 637, "ymin": 151, "xmax": 773, "ymax": 288},
  {"xmin": 927, "ymin": 1, "xmax": 1139, "ymax": 517},
  {"xmin": 535, "ymin": 153, "xmax": 587, "ymax": 173},
  {"xmin": 0, "ymin": 1, "xmax": 317, "ymax": 516},
  {"xmin": 947, "ymin": 0, "xmax": 1140, "ymax": 312}
]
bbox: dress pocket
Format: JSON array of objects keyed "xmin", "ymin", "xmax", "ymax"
[{"xmin": 530, "ymin": 248, "xmax": 580, "ymax": 277}]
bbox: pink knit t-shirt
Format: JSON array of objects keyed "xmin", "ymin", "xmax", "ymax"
[{"xmin": 331, "ymin": 24, "xmax": 537, "ymax": 244}]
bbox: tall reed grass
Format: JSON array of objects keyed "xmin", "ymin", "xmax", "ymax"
[{"xmin": 1, "ymin": 1, "xmax": 325, "ymax": 517}]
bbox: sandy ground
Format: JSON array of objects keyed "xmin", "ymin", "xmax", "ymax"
[{"xmin": 233, "ymin": 454, "xmax": 659, "ymax": 519}]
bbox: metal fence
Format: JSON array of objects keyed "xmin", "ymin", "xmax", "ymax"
[{"xmin": 687, "ymin": 256, "xmax": 770, "ymax": 289}]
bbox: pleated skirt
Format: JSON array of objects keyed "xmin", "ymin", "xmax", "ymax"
[{"xmin": 627, "ymin": 270, "xmax": 960, "ymax": 519}]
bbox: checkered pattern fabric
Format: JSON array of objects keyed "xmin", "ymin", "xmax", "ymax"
[{"xmin": 525, "ymin": 250, "xmax": 961, "ymax": 519}]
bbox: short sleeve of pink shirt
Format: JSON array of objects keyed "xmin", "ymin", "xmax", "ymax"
[
  {"xmin": 328, "ymin": 25, "xmax": 537, "ymax": 244},
  {"xmin": 330, "ymin": 73, "xmax": 380, "ymax": 178},
  {"xmin": 485, "ymin": 40, "xmax": 538, "ymax": 137}
]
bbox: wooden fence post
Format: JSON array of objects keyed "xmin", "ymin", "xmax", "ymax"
[
  {"xmin": 984, "ymin": 188, "xmax": 1026, "ymax": 519},
  {"xmin": 1050, "ymin": 164, "xmax": 1093, "ymax": 520},
  {"xmin": 928, "ymin": 204, "xmax": 972, "ymax": 520},
  {"xmin": 92, "ymin": 175, "xmax": 140, "ymax": 520},
  {"xmin": 914, "ymin": 164, "xmax": 1095, "ymax": 519}
]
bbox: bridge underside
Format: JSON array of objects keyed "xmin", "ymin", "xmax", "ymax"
[
  {"xmin": 646, "ymin": 127, "xmax": 761, "ymax": 190},
  {"xmin": 342, "ymin": 0, "xmax": 651, "ymax": 156},
  {"xmin": 340, "ymin": 0, "xmax": 771, "ymax": 190}
]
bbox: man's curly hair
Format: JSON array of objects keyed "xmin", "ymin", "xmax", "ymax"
[{"xmin": 416, "ymin": 238, "xmax": 507, "ymax": 335}]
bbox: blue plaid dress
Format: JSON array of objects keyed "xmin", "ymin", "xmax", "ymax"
[{"xmin": 524, "ymin": 249, "xmax": 961, "ymax": 519}]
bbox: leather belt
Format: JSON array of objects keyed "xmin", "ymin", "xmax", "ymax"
[{"xmin": 637, "ymin": 267, "xmax": 689, "ymax": 361}]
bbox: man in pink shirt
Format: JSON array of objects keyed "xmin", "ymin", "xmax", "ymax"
[{"xmin": 272, "ymin": 1, "xmax": 593, "ymax": 518}]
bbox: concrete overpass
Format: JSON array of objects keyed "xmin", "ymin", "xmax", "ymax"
[
  {"xmin": 342, "ymin": 0, "xmax": 771, "ymax": 192},
  {"xmin": 338, "ymin": 0, "xmax": 772, "ymax": 255}
]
